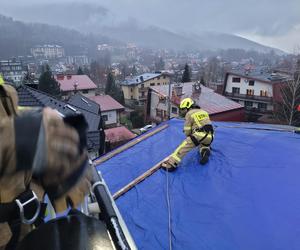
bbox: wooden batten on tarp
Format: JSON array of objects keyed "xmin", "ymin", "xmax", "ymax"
[{"xmin": 94, "ymin": 124, "xmax": 169, "ymax": 165}]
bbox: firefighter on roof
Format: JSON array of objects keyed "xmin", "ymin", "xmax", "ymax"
[{"xmin": 162, "ymin": 98, "xmax": 214, "ymax": 171}]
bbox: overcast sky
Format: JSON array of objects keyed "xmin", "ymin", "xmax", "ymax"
[{"xmin": 1, "ymin": 0, "xmax": 299, "ymax": 53}]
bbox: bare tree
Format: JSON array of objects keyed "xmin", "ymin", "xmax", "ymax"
[{"xmin": 275, "ymin": 60, "xmax": 300, "ymax": 126}]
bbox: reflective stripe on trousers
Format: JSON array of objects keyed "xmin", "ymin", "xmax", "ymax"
[{"xmin": 169, "ymin": 132, "xmax": 213, "ymax": 165}]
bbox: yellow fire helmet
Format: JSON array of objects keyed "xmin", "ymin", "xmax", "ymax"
[
  {"xmin": 179, "ymin": 98, "xmax": 194, "ymax": 109},
  {"xmin": 0, "ymin": 74, "xmax": 4, "ymax": 85}
]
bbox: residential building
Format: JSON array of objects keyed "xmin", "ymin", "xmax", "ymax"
[
  {"xmin": 121, "ymin": 72, "xmax": 170, "ymax": 107},
  {"xmin": 66, "ymin": 55, "xmax": 89, "ymax": 65},
  {"xmin": 146, "ymin": 82, "xmax": 244, "ymax": 123},
  {"xmin": 87, "ymin": 95, "xmax": 125, "ymax": 128},
  {"xmin": 54, "ymin": 74, "xmax": 97, "ymax": 99},
  {"xmin": 17, "ymin": 85, "xmax": 106, "ymax": 158},
  {"xmin": 223, "ymin": 69, "xmax": 289, "ymax": 115},
  {"xmin": 95, "ymin": 118, "xmax": 299, "ymax": 250},
  {"xmin": 97, "ymin": 44, "xmax": 113, "ymax": 51},
  {"xmin": 31, "ymin": 45, "xmax": 65, "ymax": 59},
  {"xmin": 0, "ymin": 59, "xmax": 26, "ymax": 86}
]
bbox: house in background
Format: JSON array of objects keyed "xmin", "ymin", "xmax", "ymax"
[
  {"xmin": 68, "ymin": 93, "xmax": 133, "ymax": 149},
  {"xmin": 17, "ymin": 85, "xmax": 105, "ymax": 158},
  {"xmin": 223, "ymin": 69, "xmax": 289, "ymax": 116},
  {"xmin": 54, "ymin": 74, "xmax": 97, "ymax": 99},
  {"xmin": 87, "ymin": 95, "xmax": 125, "ymax": 128},
  {"xmin": 147, "ymin": 82, "xmax": 244, "ymax": 123},
  {"xmin": 121, "ymin": 72, "xmax": 170, "ymax": 107},
  {"xmin": 0, "ymin": 59, "xmax": 27, "ymax": 86}
]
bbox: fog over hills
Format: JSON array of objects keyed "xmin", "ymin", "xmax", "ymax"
[{"xmin": 0, "ymin": 2, "xmax": 289, "ymax": 54}]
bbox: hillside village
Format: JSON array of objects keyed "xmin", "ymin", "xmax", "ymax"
[{"xmin": 0, "ymin": 6, "xmax": 300, "ymax": 250}]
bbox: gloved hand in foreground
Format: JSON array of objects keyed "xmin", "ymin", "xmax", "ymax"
[{"xmin": 0, "ymin": 108, "xmax": 91, "ymax": 211}]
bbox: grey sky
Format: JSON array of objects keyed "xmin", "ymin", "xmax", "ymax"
[{"xmin": 1, "ymin": 0, "xmax": 299, "ymax": 52}]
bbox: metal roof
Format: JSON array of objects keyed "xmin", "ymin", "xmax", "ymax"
[
  {"xmin": 87, "ymin": 95, "xmax": 125, "ymax": 112},
  {"xmin": 121, "ymin": 73, "xmax": 162, "ymax": 86},
  {"xmin": 68, "ymin": 93, "xmax": 100, "ymax": 114},
  {"xmin": 151, "ymin": 82, "xmax": 243, "ymax": 115},
  {"xmin": 227, "ymin": 69, "xmax": 290, "ymax": 84},
  {"xmin": 17, "ymin": 85, "xmax": 104, "ymax": 152}
]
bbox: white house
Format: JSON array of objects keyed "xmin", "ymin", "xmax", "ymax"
[
  {"xmin": 87, "ymin": 95, "xmax": 125, "ymax": 127},
  {"xmin": 223, "ymin": 69, "xmax": 289, "ymax": 114}
]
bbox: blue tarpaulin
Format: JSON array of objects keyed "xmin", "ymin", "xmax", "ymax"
[{"xmin": 96, "ymin": 119, "xmax": 300, "ymax": 250}]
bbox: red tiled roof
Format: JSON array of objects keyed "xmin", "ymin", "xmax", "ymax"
[
  {"xmin": 105, "ymin": 126, "xmax": 136, "ymax": 143},
  {"xmin": 87, "ymin": 95, "xmax": 124, "ymax": 112},
  {"xmin": 54, "ymin": 75, "xmax": 97, "ymax": 92}
]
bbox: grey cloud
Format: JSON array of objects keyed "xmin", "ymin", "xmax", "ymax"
[{"xmin": 1, "ymin": 0, "xmax": 299, "ymax": 36}]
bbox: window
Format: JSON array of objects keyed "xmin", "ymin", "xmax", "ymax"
[
  {"xmin": 232, "ymin": 87, "xmax": 240, "ymax": 94},
  {"xmin": 141, "ymin": 91, "xmax": 145, "ymax": 97},
  {"xmin": 172, "ymin": 107, "xmax": 178, "ymax": 114},
  {"xmin": 232, "ymin": 77, "xmax": 241, "ymax": 83},
  {"xmin": 82, "ymin": 90, "xmax": 89, "ymax": 94},
  {"xmin": 150, "ymin": 83, "xmax": 155, "ymax": 86},
  {"xmin": 249, "ymin": 80, "xmax": 255, "ymax": 86},
  {"xmin": 102, "ymin": 115, "xmax": 108, "ymax": 121},
  {"xmin": 163, "ymin": 110, "xmax": 167, "ymax": 118},
  {"xmin": 163, "ymin": 76, "xmax": 166, "ymax": 79},
  {"xmin": 260, "ymin": 90, "xmax": 267, "ymax": 97},
  {"xmin": 246, "ymin": 89, "xmax": 254, "ymax": 96},
  {"xmin": 157, "ymin": 77, "xmax": 160, "ymax": 80},
  {"xmin": 131, "ymin": 88, "xmax": 133, "ymax": 92},
  {"xmin": 131, "ymin": 95, "xmax": 133, "ymax": 99},
  {"xmin": 258, "ymin": 103, "xmax": 267, "ymax": 111},
  {"xmin": 156, "ymin": 109, "xmax": 163, "ymax": 117},
  {"xmin": 244, "ymin": 101, "xmax": 253, "ymax": 107},
  {"xmin": 157, "ymin": 82, "xmax": 160, "ymax": 85},
  {"xmin": 141, "ymin": 84, "xmax": 144, "ymax": 88}
]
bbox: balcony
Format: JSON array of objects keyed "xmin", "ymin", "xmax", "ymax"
[
  {"xmin": 138, "ymin": 87, "xmax": 149, "ymax": 93},
  {"xmin": 225, "ymin": 92, "xmax": 272, "ymax": 102},
  {"xmin": 138, "ymin": 96, "xmax": 147, "ymax": 101}
]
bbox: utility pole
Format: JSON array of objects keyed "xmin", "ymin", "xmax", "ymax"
[{"xmin": 168, "ymin": 75, "xmax": 172, "ymax": 120}]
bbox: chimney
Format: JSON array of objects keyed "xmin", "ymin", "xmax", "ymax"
[
  {"xmin": 57, "ymin": 74, "xmax": 64, "ymax": 80},
  {"xmin": 172, "ymin": 85, "xmax": 183, "ymax": 96},
  {"xmin": 73, "ymin": 81, "xmax": 78, "ymax": 93},
  {"xmin": 140, "ymin": 76, "xmax": 144, "ymax": 82},
  {"xmin": 192, "ymin": 83, "xmax": 201, "ymax": 99}
]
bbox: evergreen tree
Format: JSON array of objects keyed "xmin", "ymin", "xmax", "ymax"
[
  {"xmin": 105, "ymin": 72, "xmax": 125, "ymax": 105},
  {"xmin": 77, "ymin": 67, "xmax": 84, "ymax": 75},
  {"xmin": 155, "ymin": 57, "xmax": 165, "ymax": 71},
  {"xmin": 83, "ymin": 66, "xmax": 90, "ymax": 76},
  {"xmin": 38, "ymin": 64, "xmax": 61, "ymax": 98},
  {"xmin": 200, "ymin": 76, "xmax": 206, "ymax": 86},
  {"xmin": 131, "ymin": 65, "xmax": 138, "ymax": 76},
  {"xmin": 182, "ymin": 64, "xmax": 191, "ymax": 83},
  {"xmin": 105, "ymin": 72, "xmax": 115, "ymax": 95}
]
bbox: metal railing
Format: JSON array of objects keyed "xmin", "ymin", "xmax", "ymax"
[{"xmin": 225, "ymin": 92, "xmax": 272, "ymax": 102}]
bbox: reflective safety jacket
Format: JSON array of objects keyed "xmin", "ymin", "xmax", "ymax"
[{"xmin": 183, "ymin": 108, "xmax": 212, "ymax": 136}]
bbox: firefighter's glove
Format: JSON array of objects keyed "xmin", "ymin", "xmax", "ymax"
[
  {"xmin": 9, "ymin": 108, "xmax": 89, "ymax": 201},
  {"xmin": 53, "ymin": 165, "xmax": 93, "ymax": 212}
]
